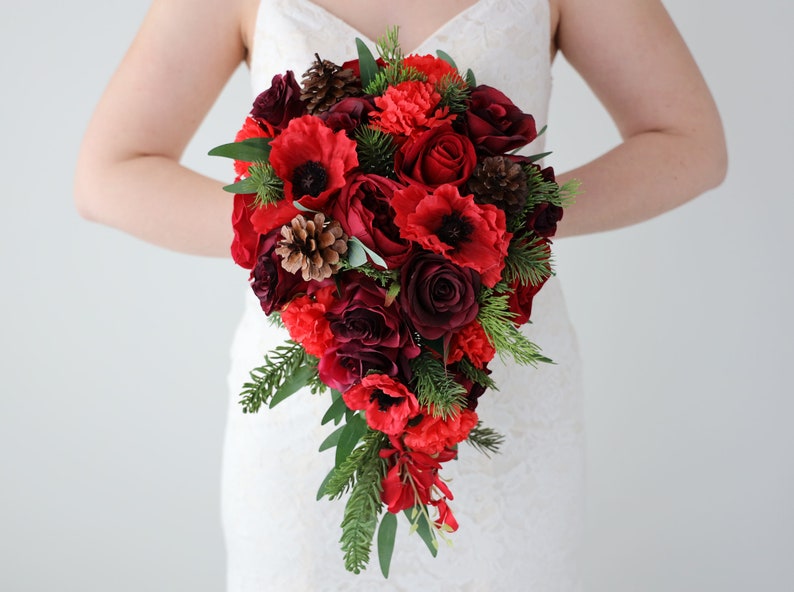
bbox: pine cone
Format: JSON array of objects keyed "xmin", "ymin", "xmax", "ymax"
[
  {"xmin": 276, "ymin": 213, "xmax": 348, "ymax": 281},
  {"xmin": 300, "ymin": 54, "xmax": 361, "ymax": 114},
  {"xmin": 469, "ymin": 156, "xmax": 528, "ymax": 215}
]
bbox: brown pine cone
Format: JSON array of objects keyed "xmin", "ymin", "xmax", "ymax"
[
  {"xmin": 276, "ymin": 213, "xmax": 348, "ymax": 281},
  {"xmin": 300, "ymin": 54, "xmax": 361, "ymax": 114},
  {"xmin": 469, "ymin": 156, "xmax": 528, "ymax": 215}
]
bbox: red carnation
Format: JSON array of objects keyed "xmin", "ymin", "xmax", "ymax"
[
  {"xmin": 403, "ymin": 54, "xmax": 461, "ymax": 85},
  {"xmin": 403, "ymin": 406, "xmax": 478, "ymax": 455},
  {"xmin": 342, "ymin": 374, "xmax": 420, "ymax": 436},
  {"xmin": 280, "ymin": 285, "xmax": 336, "ymax": 357},
  {"xmin": 370, "ymin": 80, "xmax": 455, "ymax": 138},
  {"xmin": 447, "ymin": 320, "xmax": 496, "ymax": 368},
  {"xmin": 392, "ymin": 184, "xmax": 511, "ymax": 287},
  {"xmin": 268, "ymin": 115, "xmax": 358, "ymax": 210}
]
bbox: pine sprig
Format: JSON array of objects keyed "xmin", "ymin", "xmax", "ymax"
[
  {"xmin": 477, "ymin": 290, "xmax": 552, "ymax": 366},
  {"xmin": 503, "ymin": 237, "xmax": 554, "ymax": 287},
  {"xmin": 524, "ymin": 164, "xmax": 580, "ymax": 209},
  {"xmin": 337, "ymin": 259, "xmax": 400, "ymax": 287},
  {"xmin": 339, "ymin": 433, "xmax": 388, "ymax": 574},
  {"xmin": 239, "ymin": 341, "xmax": 316, "ymax": 413},
  {"xmin": 465, "ymin": 421, "xmax": 505, "ymax": 457},
  {"xmin": 436, "ymin": 73, "xmax": 470, "ymax": 113},
  {"xmin": 375, "ymin": 26, "xmax": 403, "ymax": 65},
  {"xmin": 457, "ymin": 358, "xmax": 497, "ymax": 392},
  {"xmin": 354, "ymin": 126, "xmax": 398, "ymax": 177},
  {"xmin": 247, "ymin": 162, "xmax": 285, "ymax": 207},
  {"xmin": 323, "ymin": 429, "xmax": 387, "ymax": 500},
  {"xmin": 410, "ymin": 353, "xmax": 468, "ymax": 418},
  {"xmin": 364, "ymin": 64, "xmax": 426, "ymax": 96}
]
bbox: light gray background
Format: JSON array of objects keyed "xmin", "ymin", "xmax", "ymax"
[{"xmin": 1, "ymin": 1, "xmax": 792, "ymax": 590}]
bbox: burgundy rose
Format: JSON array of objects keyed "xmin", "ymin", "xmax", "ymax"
[
  {"xmin": 329, "ymin": 173, "xmax": 413, "ymax": 269},
  {"xmin": 250, "ymin": 71, "xmax": 306, "ymax": 132},
  {"xmin": 317, "ymin": 342, "xmax": 402, "ymax": 392},
  {"xmin": 526, "ymin": 201, "xmax": 564, "ymax": 238},
  {"xmin": 465, "ymin": 85, "xmax": 537, "ymax": 155},
  {"xmin": 318, "ymin": 96, "xmax": 375, "ymax": 135},
  {"xmin": 395, "ymin": 124, "xmax": 477, "ymax": 191},
  {"xmin": 452, "ymin": 363, "xmax": 491, "ymax": 410},
  {"xmin": 507, "ymin": 253, "xmax": 549, "ymax": 326},
  {"xmin": 400, "ymin": 252, "xmax": 480, "ymax": 340},
  {"xmin": 250, "ymin": 229, "xmax": 309, "ymax": 315},
  {"xmin": 327, "ymin": 277, "xmax": 420, "ymax": 357}
]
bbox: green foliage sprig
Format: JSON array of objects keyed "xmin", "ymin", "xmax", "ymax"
[
  {"xmin": 437, "ymin": 73, "xmax": 471, "ymax": 113},
  {"xmin": 477, "ymin": 290, "xmax": 552, "ymax": 366},
  {"xmin": 354, "ymin": 126, "xmax": 398, "ymax": 178},
  {"xmin": 410, "ymin": 352, "xmax": 468, "ymax": 418},
  {"xmin": 524, "ymin": 164, "xmax": 580, "ymax": 209},
  {"xmin": 503, "ymin": 236, "xmax": 554, "ymax": 287},
  {"xmin": 323, "ymin": 429, "xmax": 388, "ymax": 500},
  {"xmin": 246, "ymin": 162, "xmax": 285, "ymax": 207},
  {"xmin": 465, "ymin": 421, "xmax": 505, "ymax": 457},
  {"xmin": 239, "ymin": 341, "xmax": 319, "ymax": 413},
  {"xmin": 457, "ymin": 358, "xmax": 497, "ymax": 392}
]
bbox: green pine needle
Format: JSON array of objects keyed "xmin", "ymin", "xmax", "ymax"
[
  {"xmin": 437, "ymin": 73, "xmax": 471, "ymax": 113},
  {"xmin": 503, "ymin": 237, "xmax": 554, "ymax": 287},
  {"xmin": 246, "ymin": 162, "xmax": 285, "ymax": 208},
  {"xmin": 524, "ymin": 164, "xmax": 579, "ymax": 209},
  {"xmin": 323, "ymin": 430, "xmax": 387, "ymax": 501},
  {"xmin": 354, "ymin": 126, "xmax": 398, "ymax": 177},
  {"xmin": 239, "ymin": 341, "xmax": 317, "ymax": 413},
  {"xmin": 364, "ymin": 64, "xmax": 426, "ymax": 95},
  {"xmin": 465, "ymin": 421, "xmax": 505, "ymax": 457},
  {"xmin": 410, "ymin": 353, "xmax": 468, "ymax": 418},
  {"xmin": 477, "ymin": 290, "xmax": 552, "ymax": 366},
  {"xmin": 456, "ymin": 358, "xmax": 497, "ymax": 392},
  {"xmin": 375, "ymin": 26, "xmax": 404, "ymax": 65}
]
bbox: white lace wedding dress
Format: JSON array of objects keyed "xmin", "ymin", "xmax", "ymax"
[{"xmin": 222, "ymin": 0, "xmax": 585, "ymax": 589}]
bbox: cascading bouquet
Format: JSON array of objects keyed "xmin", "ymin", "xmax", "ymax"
[{"xmin": 210, "ymin": 28, "xmax": 578, "ymax": 577}]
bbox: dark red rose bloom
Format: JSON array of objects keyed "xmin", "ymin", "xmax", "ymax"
[
  {"xmin": 526, "ymin": 201, "xmax": 564, "ymax": 238},
  {"xmin": 399, "ymin": 251, "xmax": 480, "ymax": 340},
  {"xmin": 327, "ymin": 277, "xmax": 420, "ymax": 358},
  {"xmin": 452, "ymin": 363, "xmax": 491, "ymax": 410},
  {"xmin": 395, "ymin": 124, "xmax": 477, "ymax": 191},
  {"xmin": 268, "ymin": 115, "xmax": 358, "ymax": 210},
  {"xmin": 280, "ymin": 285, "xmax": 337, "ymax": 357},
  {"xmin": 231, "ymin": 193, "xmax": 259, "ymax": 269},
  {"xmin": 392, "ymin": 184, "xmax": 510, "ymax": 287},
  {"xmin": 342, "ymin": 374, "xmax": 420, "ymax": 436},
  {"xmin": 318, "ymin": 96, "xmax": 375, "ymax": 135},
  {"xmin": 250, "ymin": 71, "xmax": 306, "ymax": 132},
  {"xmin": 465, "ymin": 85, "xmax": 537, "ymax": 155},
  {"xmin": 379, "ymin": 437, "xmax": 457, "ymax": 513},
  {"xmin": 233, "ymin": 116, "xmax": 276, "ymax": 178},
  {"xmin": 340, "ymin": 57, "xmax": 387, "ymax": 78},
  {"xmin": 329, "ymin": 173, "xmax": 413, "ymax": 269},
  {"xmin": 507, "ymin": 274, "xmax": 548, "ymax": 326},
  {"xmin": 447, "ymin": 320, "xmax": 496, "ymax": 368},
  {"xmin": 250, "ymin": 229, "xmax": 309, "ymax": 315},
  {"xmin": 318, "ymin": 342, "xmax": 402, "ymax": 392},
  {"xmin": 403, "ymin": 406, "xmax": 478, "ymax": 455}
]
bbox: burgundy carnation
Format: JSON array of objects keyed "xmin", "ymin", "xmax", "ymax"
[
  {"xmin": 329, "ymin": 173, "xmax": 413, "ymax": 269},
  {"xmin": 250, "ymin": 229, "xmax": 309, "ymax": 315},
  {"xmin": 395, "ymin": 124, "xmax": 477, "ymax": 191},
  {"xmin": 465, "ymin": 85, "xmax": 537, "ymax": 155},
  {"xmin": 250, "ymin": 71, "xmax": 306, "ymax": 132},
  {"xmin": 399, "ymin": 251, "xmax": 480, "ymax": 340}
]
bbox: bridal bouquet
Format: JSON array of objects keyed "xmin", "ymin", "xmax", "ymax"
[{"xmin": 211, "ymin": 29, "xmax": 577, "ymax": 577}]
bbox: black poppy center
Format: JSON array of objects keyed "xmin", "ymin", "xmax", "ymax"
[
  {"xmin": 370, "ymin": 388, "xmax": 402, "ymax": 412},
  {"xmin": 293, "ymin": 161, "xmax": 328, "ymax": 197},
  {"xmin": 436, "ymin": 212, "xmax": 474, "ymax": 247}
]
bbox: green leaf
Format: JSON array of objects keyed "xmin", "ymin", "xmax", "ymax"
[
  {"xmin": 321, "ymin": 391, "xmax": 347, "ymax": 426},
  {"xmin": 208, "ymin": 137, "xmax": 272, "ymax": 162},
  {"xmin": 269, "ymin": 364, "xmax": 315, "ymax": 408},
  {"xmin": 435, "ymin": 49, "xmax": 457, "ymax": 70},
  {"xmin": 536, "ymin": 124, "xmax": 548, "ymax": 137},
  {"xmin": 465, "ymin": 68, "xmax": 476, "ymax": 87},
  {"xmin": 221, "ymin": 177, "xmax": 260, "ymax": 194},
  {"xmin": 404, "ymin": 508, "xmax": 438, "ymax": 557},
  {"xmin": 347, "ymin": 238, "xmax": 368, "ymax": 268},
  {"xmin": 521, "ymin": 150, "xmax": 552, "ymax": 163},
  {"xmin": 336, "ymin": 413, "xmax": 368, "ymax": 467},
  {"xmin": 356, "ymin": 38, "xmax": 378, "ymax": 89},
  {"xmin": 377, "ymin": 512, "xmax": 398, "ymax": 578},
  {"xmin": 316, "ymin": 467, "xmax": 336, "ymax": 501},
  {"xmin": 319, "ymin": 424, "xmax": 345, "ymax": 452},
  {"xmin": 293, "ymin": 201, "xmax": 320, "ymax": 214},
  {"xmin": 349, "ymin": 237, "xmax": 387, "ymax": 269}
]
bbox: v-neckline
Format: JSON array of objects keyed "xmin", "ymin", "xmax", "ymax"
[{"xmin": 292, "ymin": 0, "xmax": 493, "ymax": 55}]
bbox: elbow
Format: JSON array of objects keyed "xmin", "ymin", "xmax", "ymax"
[{"xmin": 73, "ymin": 167, "xmax": 102, "ymax": 223}]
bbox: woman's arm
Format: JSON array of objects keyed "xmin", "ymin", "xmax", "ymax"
[
  {"xmin": 551, "ymin": 0, "xmax": 727, "ymax": 237},
  {"xmin": 74, "ymin": 0, "xmax": 250, "ymax": 255}
]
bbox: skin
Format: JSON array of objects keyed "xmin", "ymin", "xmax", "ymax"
[{"xmin": 74, "ymin": 0, "xmax": 727, "ymax": 253}]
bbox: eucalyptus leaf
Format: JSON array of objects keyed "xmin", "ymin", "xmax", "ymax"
[
  {"xmin": 319, "ymin": 424, "xmax": 345, "ymax": 452},
  {"xmin": 435, "ymin": 50, "xmax": 458, "ymax": 70},
  {"xmin": 335, "ymin": 413, "xmax": 367, "ymax": 467},
  {"xmin": 269, "ymin": 364, "xmax": 315, "ymax": 408},
  {"xmin": 293, "ymin": 201, "xmax": 321, "ymax": 214},
  {"xmin": 321, "ymin": 392, "xmax": 347, "ymax": 426},
  {"xmin": 522, "ymin": 151, "xmax": 552, "ymax": 163},
  {"xmin": 355, "ymin": 38, "xmax": 378, "ymax": 89},
  {"xmin": 377, "ymin": 512, "xmax": 398, "ymax": 578},
  {"xmin": 348, "ymin": 237, "xmax": 387, "ymax": 268},
  {"xmin": 208, "ymin": 137, "xmax": 272, "ymax": 162},
  {"xmin": 221, "ymin": 177, "xmax": 260, "ymax": 194},
  {"xmin": 347, "ymin": 238, "xmax": 367, "ymax": 268}
]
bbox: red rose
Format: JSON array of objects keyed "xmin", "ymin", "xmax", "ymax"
[
  {"xmin": 249, "ymin": 197, "xmax": 300, "ymax": 236},
  {"xmin": 392, "ymin": 184, "xmax": 511, "ymax": 287},
  {"xmin": 231, "ymin": 193, "xmax": 259, "ymax": 269},
  {"xmin": 268, "ymin": 115, "xmax": 358, "ymax": 210},
  {"xmin": 403, "ymin": 406, "xmax": 478, "ymax": 455},
  {"xmin": 395, "ymin": 124, "xmax": 477, "ymax": 191},
  {"xmin": 250, "ymin": 229, "xmax": 309, "ymax": 315},
  {"xmin": 465, "ymin": 85, "xmax": 537, "ymax": 155},
  {"xmin": 342, "ymin": 374, "xmax": 420, "ymax": 436},
  {"xmin": 399, "ymin": 251, "xmax": 480, "ymax": 340},
  {"xmin": 526, "ymin": 201, "xmax": 564, "ymax": 238},
  {"xmin": 329, "ymin": 173, "xmax": 413, "ymax": 269},
  {"xmin": 318, "ymin": 343, "xmax": 402, "ymax": 393},
  {"xmin": 250, "ymin": 71, "xmax": 306, "ymax": 132}
]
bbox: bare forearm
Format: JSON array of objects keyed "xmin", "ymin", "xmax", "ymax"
[
  {"xmin": 74, "ymin": 154, "xmax": 233, "ymax": 257},
  {"xmin": 555, "ymin": 128, "xmax": 727, "ymax": 237}
]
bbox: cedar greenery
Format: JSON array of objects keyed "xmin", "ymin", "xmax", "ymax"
[
  {"xmin": 437, "ymin": 73, "xmax": 471, "ymax": 113},
  {"xmin": 465, "ymin": 421, "xmax": 505, "ymax": 457},
  {"xmin": 323, "ymin": 429, "xmax": 388, "ymax": 500},
  {"xmin": 503, "ymin": 236, "xmax": 554, "ymax": 286},
  {"xmin": 354, "ymin": 126, "xmax": 398, "ymax": 177},
  {"xmin": 409, "ymin": 353, "xmax": 468, "ymax": 418},
  {"xmin": 524, "ymin": 164, "xmax": 580, "ymax": 209},
  {"xmin": 457, "ymin": 358, "xmax": 497, "ymax": 392},
  {"xmin": 477, "ymin": 290, "xmax": 552, "ymax": 366},
  {"xmin": 239, "ymin": 341, "xmax": 318, "ymax": 413}
]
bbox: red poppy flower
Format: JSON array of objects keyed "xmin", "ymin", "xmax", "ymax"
[
  {"xmin": 268, "ymin": 115, "xmax": 358, "ymax": 210},
  {"xmin": 342, "ymin": 374, "xmax": 420, "ymax": 436},
  {"xmin": 392, "ymin": 184, "xmax": 511, "ymax": 287}
]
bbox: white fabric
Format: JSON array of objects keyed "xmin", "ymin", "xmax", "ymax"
[{"xmin": 222, "ymin": 0, "xmax": 585, "ymax": 589}]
